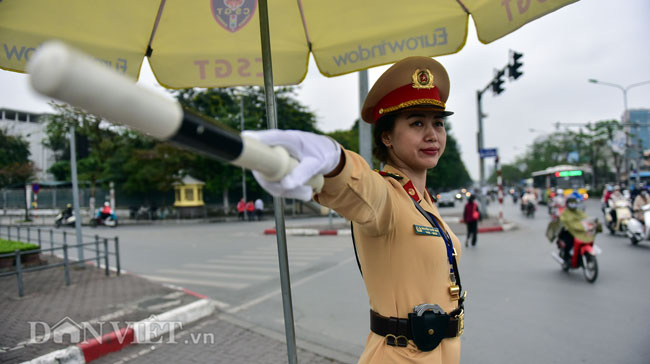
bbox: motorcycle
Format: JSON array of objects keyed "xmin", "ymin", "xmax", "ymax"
[
  {"xmin": 54, "ymin": 211, "xmax": 75, "ymax": 228},
  {"xmin": 604, "ymin": 200, "xmax": 631, "ymax": 235},
  {"xmin": 522, "ymin": 200, "xmax": 535, "ymax": 218},
  {"xmin": 549, "ymin": 203, "xmax": 564, "ymax": 222},
  {"xmin": 550, "ymin": 218, "xmax": 602, "ymax": 283},
  {"xmin": 90, "ymin": 211, "xmax": 118, "ymax": 227},
  {"xmin": 627, "ymin": 203, "xmax": 650, "ymax": 245}
]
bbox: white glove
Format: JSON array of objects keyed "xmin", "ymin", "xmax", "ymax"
[{"xmin": 242, "ymin": 129, "xmax": 341, "ymax": 201}]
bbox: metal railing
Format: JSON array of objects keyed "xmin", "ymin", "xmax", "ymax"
[{"xmin": 0, "ymin": 225, "xmax": 120, "ymax": 297}]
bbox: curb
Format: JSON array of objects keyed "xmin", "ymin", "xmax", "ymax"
[{"xmin": 22, "ymin": 299, "xmax": 216, "ymax": 364}]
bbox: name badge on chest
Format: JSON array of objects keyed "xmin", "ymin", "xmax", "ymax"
[{"xmin": 413, "ymin": 224, "xmax": 441, "ymax": 237}]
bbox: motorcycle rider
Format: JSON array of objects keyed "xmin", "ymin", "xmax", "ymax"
[
  {"xmin": 632, "ymin": 188, "xmax": 650, "ymax": 222},
  {"xmin": 608, "ymin": 185, "xmax": 626, "ymax": 227},
  {"xmin": 100, "ymin": 202, "xmax": 112, "ymax": 220},
  {"xmin": 521, "ymin": 188, "xmax": 536, "ymax": 215},
  {"xmin": 62, "ymin": 203, "xmax": 73, "ymax": 219},
  {"xmin": 559, "ymin": 196, "xmax": 590, "ymax": 266}
]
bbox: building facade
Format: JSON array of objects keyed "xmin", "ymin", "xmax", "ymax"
[
  {"xmin": 628, "ymin": 109, "xmax": 650, "ymax": 151},
  {"xmin": 0, "ymin": 107, "xmax": 54, "ymax": 180}
]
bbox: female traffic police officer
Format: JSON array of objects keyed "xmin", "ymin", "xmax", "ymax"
[{"xmin": 245, "ymin": 56, "xmax": 465, "ymax": 363}]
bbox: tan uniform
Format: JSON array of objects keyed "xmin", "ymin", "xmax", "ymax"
[
  {"xmin": 633, "ymin": 195, "xmax": 650, "ymax": 221},
  {"xmin": 315, "ymin": 149, "xmax": 462, "ymax": 364}
]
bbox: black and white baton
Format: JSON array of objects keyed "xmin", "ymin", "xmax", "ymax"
[{"xmin": 27, "ymin": 41, "xmax": 324, "ymax": 192}]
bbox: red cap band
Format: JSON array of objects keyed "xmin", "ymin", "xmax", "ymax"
[{"xmin": 373, "ymin": 84, "xmax": 445, "ymax": 122}]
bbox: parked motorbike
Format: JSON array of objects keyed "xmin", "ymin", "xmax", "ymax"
[
  {"xmin": 54, "ymin": 212, "xmax": 75, "ymax": 228},
  {"xmin": 604, "ymin": 200, "xmax": 631, "ymax": 235},
  {"xmin": 627, "ymin": 203, "xmax": 650, "ymax": 245},
  {"xmin": 90, "ymin": 211, "xmax": 118, "ymax": 227},
  {"xmin": 551, "ymin": 218, "xmax": 602, "ymax": 283}
]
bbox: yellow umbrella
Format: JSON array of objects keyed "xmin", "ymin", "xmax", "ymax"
[
  {"xmin": 1, "ymin": 1, "xmax": 579, "ymax": 362},
  {"xmin": 1, "ymin": 0, "xmax": 578, "ymax": 87}
]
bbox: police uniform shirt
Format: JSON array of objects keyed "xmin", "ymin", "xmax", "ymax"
[{"xmin": 315, "ymin": 148, "xmax": 462, "ymax": 364}]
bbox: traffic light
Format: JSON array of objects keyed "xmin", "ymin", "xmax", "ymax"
[
  {"xmin": 508, "ymin": 51, "xmax": 523, "ymax": 80},
  {"xmin": 492, "ymin": 70, "xmax": 505, "ymax": 95}
]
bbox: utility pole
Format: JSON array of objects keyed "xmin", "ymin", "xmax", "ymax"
[
  {"xmin": 240, "ymin": 95, "xmax": 247, "ymax": 220},
  {"xmin": 69, "ymin": 125, "xmax": 84, "ymax": 260},
  {"xmin": 358, "ymin": 70, "xmax": 372, "ymax": 166},
  {"xmin": 588, "ymin": 79, "xmax": 650, "ymax": 185}
]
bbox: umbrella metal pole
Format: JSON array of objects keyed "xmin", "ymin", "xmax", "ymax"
[{"xmin": 258, "ymin": 1, "xmax": 298, "ymax": 363}]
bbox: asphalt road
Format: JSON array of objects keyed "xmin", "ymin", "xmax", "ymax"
[{"xmin": 97, "ymin": 199, "xmax": 650, "ymax": 363}]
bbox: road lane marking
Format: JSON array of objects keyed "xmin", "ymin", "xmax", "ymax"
[
  {"xmin": 142, "ymin": 275, "xmax": 247, "ymax": 289},
  {"xmin": 243, "ymin": 250, "xmax": 335, "ymax": 257},
  {"xmin": 184, "ymin": 263, "xmax": 278, "ymax": 273},
  {"xmin": 228, "ymin": 254, "xmax": 320, "ymax": 261},
  {"xmin": 226, "ymin": 256, "xmax": 355, "ymax": 314},
  {"xmin": 156, "ymin": 268, "xmax": 269, "ymax": 280}
]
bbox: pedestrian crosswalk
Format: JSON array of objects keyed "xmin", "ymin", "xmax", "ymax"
[{"xmin": 142, "ymin": 240, "xmax": 350, "ymax": 290}]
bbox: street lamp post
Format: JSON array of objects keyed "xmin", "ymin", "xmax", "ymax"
[{"xmin": 588, "ymin": 79, "xmax": 650, "ymax": 185}]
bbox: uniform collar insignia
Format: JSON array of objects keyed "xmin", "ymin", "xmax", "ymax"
[{"xmin": 375, "ymin": 169, "xmax": 403, "ymax": 180}]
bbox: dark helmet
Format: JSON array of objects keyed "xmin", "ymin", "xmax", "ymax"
[{"xmin": 566, "ymin": 196, "xmax": 578, "ymax": 207}]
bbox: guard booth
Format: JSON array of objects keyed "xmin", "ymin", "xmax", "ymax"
[{"xmin": 173, "ymin": 176, "xmax": 206, "ymax": 218}]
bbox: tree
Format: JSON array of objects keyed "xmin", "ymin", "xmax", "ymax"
[
  {"xmin": 487, "ymin": 164, "xmax": 525, "ymax": 186},
  {"xmin": 488, "ymin": 119, "xmax": 622, "ymax": 189},
  {"xmin": 0, "ymin": 129, "xmax": 35, "ymax": 188},
  {"xmin": 326, "ymin": 119, "xmax": 360, "ymax": 157},
  {"xmin": 42, "ymin": 103, "xmax": 136, "ymax": 210},
  {"xmin": 172, "ymin": 86, "xmax": 322, "ymax": 208},
  {"xmin": 427, "ymin": 123, "xmax": 473, "ymax": 191}
]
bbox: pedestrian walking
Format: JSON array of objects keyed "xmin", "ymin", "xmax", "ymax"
[
  {"xmin": 236, "ymin": 198, "xmax": 246, "ymax": 220},
  {"xmin": 245, "ymin": 56, "xmax": 465, "ymax": 363},
  {"xmin": 254, "ymin": 198, "xmax": 264, "ymax": 221},
  {"xmin": 463, "ymin": 194, "xmax": 480, "ymax": 247},
  {"xmin": 246, "ymin": 200, "xmax": 255, "ymax": 221}
]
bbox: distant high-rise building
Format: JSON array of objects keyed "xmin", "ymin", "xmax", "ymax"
[
  {"xmin": 0, "ymin": 108, "xmax": 54, "ymax": 180},
  {"xmin": 628, "ymin": 109, "xmax": 650, "ymax": 151}
]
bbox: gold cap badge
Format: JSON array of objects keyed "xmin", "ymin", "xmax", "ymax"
[{"xmin": 412, "ymin": 69, "xmax": 435, "ymax": 89}]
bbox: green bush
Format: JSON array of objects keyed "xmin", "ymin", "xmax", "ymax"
[{"xmin": 0, "ymin": 239, "xmax": 40, "ymax": 254}]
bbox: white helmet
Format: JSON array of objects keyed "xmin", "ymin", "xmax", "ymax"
[{"xmin": 104, "ymin": 202, "xmax": 110, "ymax": 207}]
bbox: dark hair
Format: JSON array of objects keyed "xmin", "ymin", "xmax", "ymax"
[{"xmin": 372, "ymin": 113, "xmax": 397, "ymax": 163}]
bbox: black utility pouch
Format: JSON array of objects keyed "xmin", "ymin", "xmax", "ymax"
[{"xmin": 408, "ymin": 311, "xmax": 449, "ymax": 352}]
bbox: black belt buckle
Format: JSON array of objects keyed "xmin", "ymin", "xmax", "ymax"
[{"xmin": 408, "ymin": 304, "xmax": 449, "ymax": 352}]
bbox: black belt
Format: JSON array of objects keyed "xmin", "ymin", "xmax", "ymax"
[{"xmin": 370, "ymin": 308, "xmax": 464, "ymax": 348}]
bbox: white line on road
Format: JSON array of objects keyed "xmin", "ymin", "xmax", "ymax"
[
  {"xmin": 226, "ymin": 256, "xmax": 355, "ymax": 314},
  {"xmin": 184, "ymin": 263, "xmax": 278, "ymax": 273},
  {"xmin": 227, "ymin": 254, "xmax": 320, "ymax": 261},
  {"xmin": 156, "ymin": 268, "xmax": 269, "ymax": 280},
  {"xmin": 244, "ymin": 249, "xmax": 338, "ymax": 256},
  {"xmin": 141, "ymin": 275, "xmax": 248, "ymax": 289}
]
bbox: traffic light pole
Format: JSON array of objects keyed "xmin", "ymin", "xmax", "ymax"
[{"xmin": 475, "ymin": 50, "xmax": 523, "ymax": 218}]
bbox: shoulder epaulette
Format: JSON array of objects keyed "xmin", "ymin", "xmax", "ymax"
[{"xmin": 375, "ymin": 170, "xmax": 403, "ymax": 180}]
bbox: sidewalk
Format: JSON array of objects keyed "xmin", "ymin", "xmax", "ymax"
[{"xmin": 0, "ymin": 255, "xmax": 347, "ymax": 364}]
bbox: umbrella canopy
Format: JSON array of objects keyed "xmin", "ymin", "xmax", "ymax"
[{"xmin": 1, "ymin": 0, "xmax": 577, "ymax": 88}]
